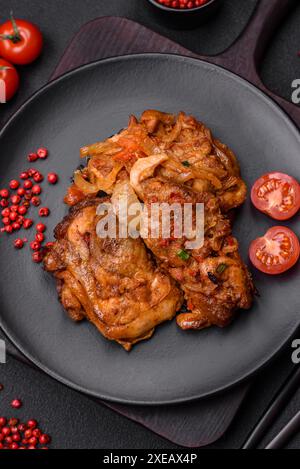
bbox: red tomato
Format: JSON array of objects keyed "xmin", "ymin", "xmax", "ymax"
[
  {"xmin": 0, "ymin": 59, "xmax": 20, "ymax": 102},
  {"xmin": 0, "ymin": 18, "xmax": 43, "ymax": 65},
  {"xmin": 251, "ymin": 172, "xmax": 300, "ymax": 221},
  {"xmin": 249, "ymin": 226, "xmax": 300, "ymax": 275}
]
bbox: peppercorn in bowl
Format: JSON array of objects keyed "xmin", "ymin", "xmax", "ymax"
[{"xmin": 146, "ymin": 0, "xmax": 223, "ymax": 29}]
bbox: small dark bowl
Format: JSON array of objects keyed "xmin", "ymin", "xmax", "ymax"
[{"xmin": 146, "ymin": 0, "xmax": 223, "ymax": 29}]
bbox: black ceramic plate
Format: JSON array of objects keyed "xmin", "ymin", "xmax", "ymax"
[{"xmin": 0, "ymin": 54, "xmax": 300, "ymax": 405}]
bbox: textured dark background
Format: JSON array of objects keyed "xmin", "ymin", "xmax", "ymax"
[{"xmin": 0, "ymin": 0, "xmax": 300, "ymax": 449}]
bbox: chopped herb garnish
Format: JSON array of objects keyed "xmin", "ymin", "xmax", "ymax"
[
  {"xmin": 216, "ymin": 263, "xmax": 228, "ymax": 275},
  {"xmin": 182, "ymin": 161, "xmax": 191, "ymax": 167},
  {"xmin": 208, "ymin": 272, "xmax": 218, "ymax": 285},
  {"xmin": 177, "ymin": 249, "xmax": 190, "ymax": 261}
]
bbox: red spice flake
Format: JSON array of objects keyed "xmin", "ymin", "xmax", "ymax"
[
  {"xmin": 159, "ymin": 239, "xmax": 170, "ymax": 248},
  {"xmin": 227, "ymin": 236, "xmax": 235, "ymax": 246},
  {"xmin": 188, "ymin": 269, "xmax": 198, "ymax": 277},
  {"xmin": 0, "ymin": 385, "xmax": 3, "ymax": 392}
]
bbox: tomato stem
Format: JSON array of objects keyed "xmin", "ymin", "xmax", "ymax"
[
  {"xmin": 10, "ymin": 11, "xmax": 21, "ymax": 42},
  {"xmin": 0, "ymin": 12, "xmax": 22, "ymax": 43}
]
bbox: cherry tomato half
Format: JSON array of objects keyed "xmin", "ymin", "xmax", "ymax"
[
  {"xmin": 251, "ymin": 172, "xmax": 300, "ymax": 221},
  {"xmin": 0, "ymin": 18, "xmax": 43, "ymax": 65},
  {"xmin": 0, "ymin": 58, "xmax": 20, "ymax": 102},
  {"xmin": 249, "ymin": 226, "xmax": 300, "ymax": 275}
]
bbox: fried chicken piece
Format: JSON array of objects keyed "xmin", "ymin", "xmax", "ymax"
[
  {"xmin": 43, "ymin": 198, "xmax": 182, "ymax": 351},
  {"xmin": 130, "ymin": 176, "xmax": 254, "ymax": 330},
  {"xmin": 65, "ymin": 110, "xmax": 255, "ymax": 332}
]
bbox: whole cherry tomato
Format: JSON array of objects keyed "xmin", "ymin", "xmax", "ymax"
[
  {"xmin": 0, "ymin": 58, "xmax": 20, "ymax": 102},
  {"xmin": 249, "ymin": 226, "xmax": 300, "ymax": 275},
  {"xmin": 0, "ymin": 16, "xmax": 43, "ymax": 65}
]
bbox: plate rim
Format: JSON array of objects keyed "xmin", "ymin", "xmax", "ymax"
[{"xmin": 0, "ymin": 52, "xmax": 299, "ymax": 406}]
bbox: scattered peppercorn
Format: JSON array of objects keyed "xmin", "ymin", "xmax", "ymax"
[
  {"xmin": 32, "ymin": 184, "xmax": 42, "ymax": 195},
  {"xmin": 8, "ymin": 418, "xmax": 19, "ymax": 427},
  {"xmin": 36, "ymin": 223, "xmax": 46, "ymax": 233},
  {"xmin": 14, "ymin": 239, "xmax": 24, "ymax": 250},
  {"xmin": 11, "ymin": 399, "xmax": 22, "ymax": 409},
  {"xmin": 39, "ymin": 207, "xmax": 50, "ymax": 217},
  {"xmin": 0, "ymin": 189, "xmax": 9, "ymax": 198},
  {"xmin": 23, "ymin": 219, "xmax": 33, "ymax": 230},
  {"xmin": 47, "ymin": 172, "xmax": 58, "ymax": 184},
  {"xmin": 27, "ymin": 153, "xmax": 38, "ymax": 163},
  {"xmin": 35, "ymin": 233, "xmax": 44, "ymax": 243},
  {"xmin": 30, "ymin": 241, "xmax": 41, "ymax": 252},
  {"xmin": 23, "ymin": 180, "xmax": 33, "ymax": 190},
  {"xmin": 37, "ymin": 147, "xmax": 48, "ymax": 159},
  {"xmin": 33, "ymin": 173, "xmax": 44, "ymax": 183},
  {"xmin": 18, "ymin": 206, "xmax": 27, "ymax": 216},
  {"xmin": 12, "ymin": 223, "xmax": 21, "ymax": 231},
  {"xmin": 27, "ymin": 168, "xmax": 37, "ymax": 178},
  {"xmin": 9, "ymin": 180, "xmax": 19, "ymax": 190},
  {"xmin": 10, "ymin": 195, "xmax": 21, "ymax": 205},
  {"xmin": 9, "ymin": 212, "xmax": 18, "ymax": 222},
  {"xmin": 18, "ymin": 188, "xmax": 25, "ymax": 197},
  {"xmin": 20, "ymin": 172, "xmax": 29, "ymax": 180},
  {"xmin": 2, "ymin": 217, "xmax": 10, "ymax": 226},
  {"xmin": 32, "ymin": 251, "xmax": 43, "ymax": 263},
  {"xmin": 1, "ymin": 208, "xmax": 10, "ymax": 217},
  {"xmin": 31, "ymin": 196, "xmax": 41, "ymax": 207}
]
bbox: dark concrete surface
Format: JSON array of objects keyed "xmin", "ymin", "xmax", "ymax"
[{"xmin": 0, "ymin": 0, "xmax": 300, "ymax": 449}]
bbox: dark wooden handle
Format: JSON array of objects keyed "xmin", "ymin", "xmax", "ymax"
[
  {"xmin": 204, "ymin": 0, "xmax": 300, "ymax": 128},
  {"xmin": 213, "ymin": 0, "xmax": 296, "ymax": 77}
]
